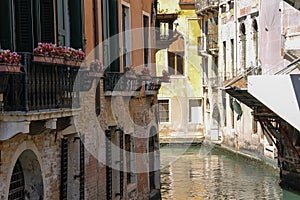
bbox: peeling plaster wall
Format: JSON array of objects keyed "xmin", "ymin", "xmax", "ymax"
[{"xmin": 156, "ymin": 0, "xmax": 204, "ymax": 140}]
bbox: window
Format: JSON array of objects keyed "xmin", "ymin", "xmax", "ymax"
[
  {"xmin": 122, "ymin": 5, "xmax": 131, "ymax": 68},
  {"xmin": 240, "ymin": 23, "xmax": 246, "ymax": 69},
  {"xmin": 168, "ymin": 52, "xmax": 184, "ymax": 75},
  {"xmin": 158, "ymin": 99, "xmax": 170, "ymax": 123},
  {"xmin": 223, "ymin": 41, "xmax": 226, "ymax": 78},
  {"xmin": 143, "ymin": 14, "xmax": 150, "ymax": 67},
  {"xmin": 189, "ymin": 99, "xmax": 202, "ymax": 123},
  {"xmin": 57, "ymin": 0, "xmax": 84, "ymax": 49},
  {"xmin": 230, "ymin": 39, "xmax": 235, "ymax": 76},
  {"xmin": 160, "ymin": 22, "xmax": 169, "ymax": 40},
  {"xmin": 125, "ymin": 134, "xmax": 136, "ymax": 185},
  {"xmin": 0, "ymin": 0, "xmax": 54, "ymax": 51},
  {"xmin": 60, "ymin": 135, "xmax": 85, "ymax": 200},
  {"xmin": 0, "ymin": 0, "xmax": 84, "ymax": 52},
  {"xmin": 252, "ymin": 19, "xmax": 258, "ymax": 65}
]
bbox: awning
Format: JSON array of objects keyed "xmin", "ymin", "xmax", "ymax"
[
  {"xmin": 248, "ymin": 74, "xmax": 300, "ymax": 131},
  {"xmin": 222, "ymin": 73, "xmax": 265, "ymax": 109}
]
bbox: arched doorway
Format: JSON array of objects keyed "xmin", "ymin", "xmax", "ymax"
[{"xmin": 8, "ymin": 150, "xmax": 44, "ymax": 200}]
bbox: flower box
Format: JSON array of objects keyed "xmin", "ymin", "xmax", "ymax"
[
  {"xmin": 0, "ymin": 64, "xmax": 21, "ymax": 73},
  {"xmin": 140, "ymin": 74, "xmax": 152, "ymax": 80},
  {"xmin": 33, "ymin": 55, "xmax": 83, "ymax": 67},
  {"xmin": 88, "ymin": 71, "xmax": 103, "ymax": 79}
]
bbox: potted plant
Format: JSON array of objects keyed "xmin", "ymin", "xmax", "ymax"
[
  {"xmin": 160, "ymin": 69, "xmax": 170, "ymax": 82},
  {"xmin": 89, "ymin": 59, "xmax": 106, "ymax": 78},
  {"xmin": 140, "ymin": 66, "xmax": 152, "ymax": 80},
  {"xmin": 0, "ymin": 49, "xmax": 22, "ymax": 73},
  {"xmin": 33, "ymin": 43, "xmax": 85, "ymax": 66},
  {"xmin": 124, "ymin": 65, "xmax": 137, "ymax": 79}
]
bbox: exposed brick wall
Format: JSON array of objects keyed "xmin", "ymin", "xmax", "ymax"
[{"xmin": 0, "ymin": 130, "xmax": 62, "ymax": 199}]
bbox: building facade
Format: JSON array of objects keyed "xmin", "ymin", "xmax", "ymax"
[
  {"xmin": 155, "ymin": 0, "xmax": 204, "ymax": 143},
  {"xmin": 220, "ymin": 0, "xmax": 300, "ymax": 191},
  {"xmin": 0, "ymin": 0, "xmax": 162, "ymax": 199}
]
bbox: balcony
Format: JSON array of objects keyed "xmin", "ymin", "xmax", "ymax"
[
  {"xmin": 195, "ymin": 0, "xmax": 219, "ymax": 15},
  {"xmin": 0, "ymin": 53, "xmax": 91, "ymax": 140},
  {"xmin": 104, "ymin": 72, "xmax": 162, "ymax": 96},
  {"xmin": 179, "ymin": 0, "xmax": 195, "ymax": 9},
  {"xmin": 155, "ymin": 13, "xmax": 179, "ymax": 50},
  {"xmin": 0, "ymin": 53, "xmax": 83, "ymax": 112},
  {"xmin": 198, "ymin": 33, "xmax": 219, "ymax": 55}
]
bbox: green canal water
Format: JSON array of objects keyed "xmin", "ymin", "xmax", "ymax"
[{"xmin": 160, "ymin": 145, "xmax": 300, "ymax": 200}]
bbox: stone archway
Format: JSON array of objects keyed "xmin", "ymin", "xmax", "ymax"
[{"xmin": 8, "ymin": 150, "xmax": 44, "ymax": 200}]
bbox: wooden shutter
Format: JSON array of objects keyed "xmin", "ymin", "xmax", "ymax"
[
  {"xmin": 119, "ymin": 129, "xmax": 124, "ymax": 199},
  {"xmin": 57, "ymin": 0, "xmax": 66, "ymax": 46},
  {"xmin": 105, "ymin": 130, "xmax": 112, "ymax": 200},
  {"xmin": 79, "ymin": 139, "xmax": 85, "ymax": 200},
  {"xmin": 40, "ymin": 0, "xmax": 54, "ymax": 43},
  {"xmin": 69, "ymin": 0, "xmax": 84, "ymax": 49},
  {"xmin": 60, "ymin": 138, "xmax": 68, "ymax": 200},
  {"xmin": 15, "ymin": 0, "xmax": 33, "ymax": 52},
  {"xmin": 0, "ymin": 0, "xmax": 12, "ymax": 49}
]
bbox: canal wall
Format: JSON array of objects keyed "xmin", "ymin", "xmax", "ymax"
[{"xmin": 215, "ymin": 143, "xmax": 279, "ymax": 172}]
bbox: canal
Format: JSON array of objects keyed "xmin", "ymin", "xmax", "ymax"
[{"xmin": 160, "ymin": 145, "xmax": 300, "ymax": 200}]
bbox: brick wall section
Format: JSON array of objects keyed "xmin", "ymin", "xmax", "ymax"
[{"xmin": 0, "ymin": 131, "xmax": 61, "ymax": 199}]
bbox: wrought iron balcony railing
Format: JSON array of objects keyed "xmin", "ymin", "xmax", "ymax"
[
  {"xmin": 0, "ymin": 53, "xmax": 81, "ymax": 112},
  {"xmin": 198, "ymin": 33, "xmax": 218, "ymax": 54},
  {"xmin": 104, "ymin": 72, "xmax": 161, "ymax": 94},
  {"xmin": 195, "ymin": 0, "xmax": 219, "ymax": 14}
]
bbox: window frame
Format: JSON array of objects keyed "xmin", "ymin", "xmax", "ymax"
[
  {"xmin": 158, "ymin": 99, "xmax": 171, "ymax": 124},
  {"xmin": 121, "ymin": 2, "xmax": 132, "ymax": 68},
  {"xmin": 167, "ymin": 51, "xmax": 185, "ymax": 76},
  {"xmin": 188, "ymin": 98, "xmax": 203, "ymax": 124},
  {"xmin": 142, "ymin": 11, "xmax": 151, "ymax": 67}
]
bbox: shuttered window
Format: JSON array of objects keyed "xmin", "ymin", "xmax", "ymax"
[
  {"xmin": 0, "ymin": 0, "xmax": 54, "ymax": 52},
  {"xmin": 57, "ymin": 0, "xmax": 84, "ymax": 49},
  {"xmin": 40, "ymin": 0, "xmax": 54, "ymax": 43},
  {"xmin": 105, "ymin": 129, "xmax": 113, "ymax": 200},
  {"xmin": 60, "ymin": 138, "xmax": 69, "ymax": 200},
  {"xmin": 15, "ymin": 0, "xmax": 34, "ymax": 52},
  {"xmin": 79, "ymin": 139, "xmax": 85, "ymax": 200},
  {"xmin": 0, "ymin": 0, "xmax": 13, "ymax": 49}
]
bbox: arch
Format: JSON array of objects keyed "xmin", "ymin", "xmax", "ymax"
[{"xmin": 6, "ymin": 141, "xmax": 45, "ymax": 199}]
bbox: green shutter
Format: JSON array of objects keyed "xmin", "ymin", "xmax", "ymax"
[
  {"xmin": 69, "ymin": 0, "xmax": 84, "ymax": 49},
  {"xmin": 57, "ymin": 0, "xmax": 66, "ymax": 46},
  {"xmin": 108, "ymin": 0, "xmax": 120, "ymax": 71},
  {"xmin": 0, "ymin": 0, "xmax": 13, "ymax": 49},
  {"xmin": 40, "ymin": 0, "xmax": 54, "ymax": 43},
  {"xmin": 15, "ymin": 0, "xmax": 33, "ymax": 52}
]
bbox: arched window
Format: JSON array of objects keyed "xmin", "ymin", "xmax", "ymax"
[
  {"xmin": 240, "ymin": 23, "xmax": 246, "ymax": 70},
  {"xmin": 252, "ymin": 19, "xmax": 258, "ymax": 66}
]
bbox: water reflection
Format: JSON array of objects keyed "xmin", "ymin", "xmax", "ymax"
[{"xmin": 160, "ymin": 145, "xmax": 300, "ymax": 200}]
